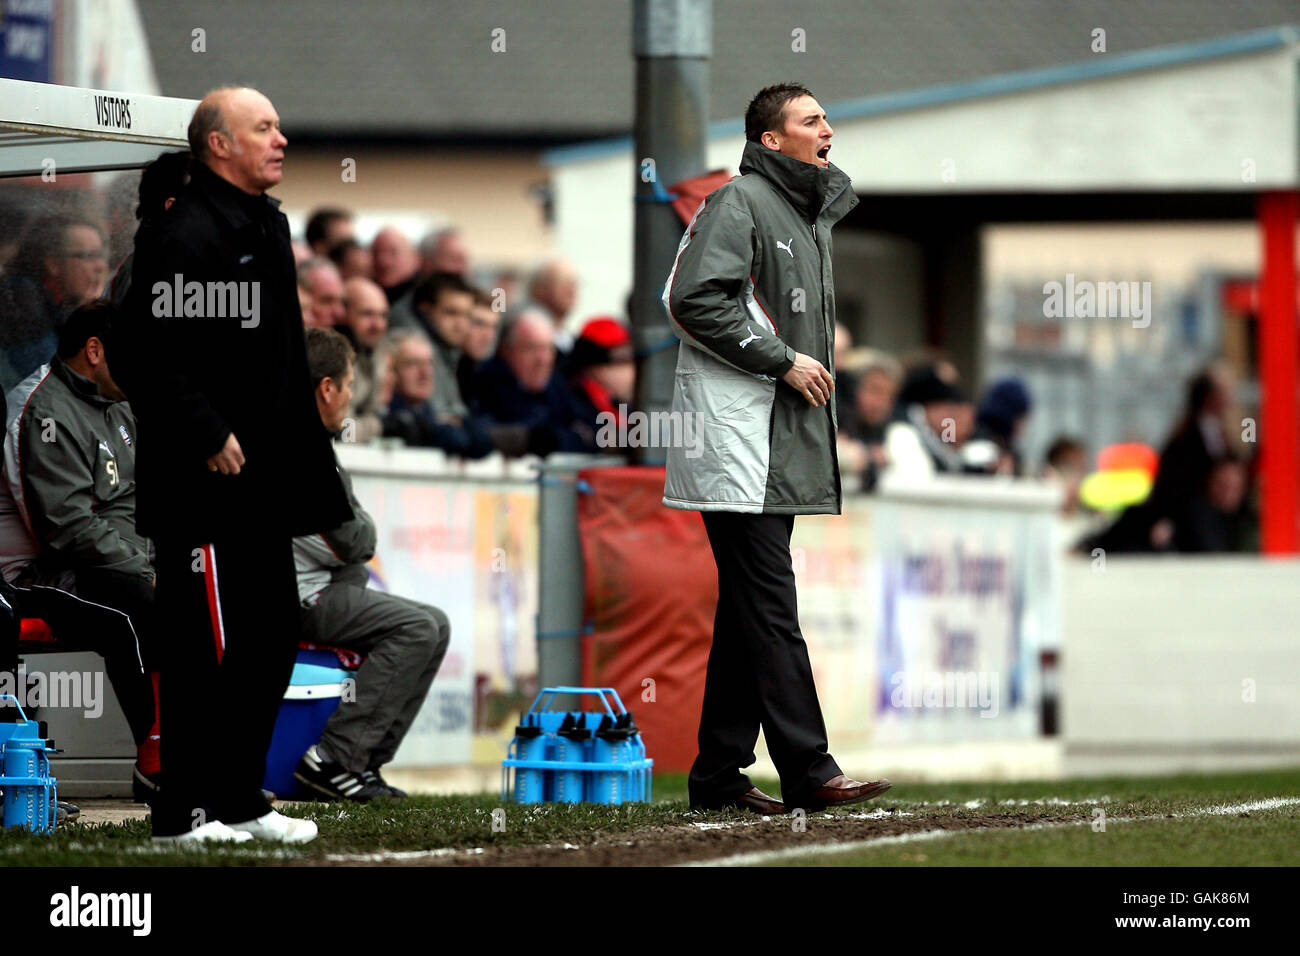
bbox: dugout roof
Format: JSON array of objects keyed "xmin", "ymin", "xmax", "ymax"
[{"xmin": 0, "ymin": 77, "xmax": 195, "ymax": 179}]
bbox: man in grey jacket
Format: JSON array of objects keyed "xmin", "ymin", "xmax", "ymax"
[
  {"xmin": 0, "ymin": 302, "xmax": 161, "ymax": 797},
  {"xmin": 662, "ymin": 84, "xmax": 890, "ymax": 814},
  {"xmin": 292, "ymin": 327, "xmax": 450, "ymax": 801}
]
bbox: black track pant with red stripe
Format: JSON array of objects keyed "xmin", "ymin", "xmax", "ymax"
[{"xmin": 150, "ymin": 531, "xmax": 299, "ymax": 835}]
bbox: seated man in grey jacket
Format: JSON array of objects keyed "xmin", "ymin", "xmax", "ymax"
[
  {"xmin": 292, "ymin": 327, "xmax": 450, "ymax": 801},
  {"xmin": 1, "ymin": 302, "xmax": 161, "ymax": 800}
]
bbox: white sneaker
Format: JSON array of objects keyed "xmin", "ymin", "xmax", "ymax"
[
  {"xmin": 226, "ymin": 810, "xmax": 318, "ymax": 844},
  {"xmin": 152, "ymin": 820, "xmax": 254, "ymax": 844}
]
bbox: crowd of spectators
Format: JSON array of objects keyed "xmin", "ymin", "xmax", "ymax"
[
  {"xmin": 0, "ymin": 152, "xmax": 1260, "ymax": 556},
  {"xmin": 834, "ymin": 332, "xmax": 1257, "ymax": 553},
  {"xmin": 835, "ymin": 330, "xmax": 1036, "ymax": 488},
  {"xmin": 1077, "ymin": 365, "xmax": 1256, "ymax": 554},
  {"xmin": 288, "ymin": 204, "xmax": 627, "ymax": 459},
  {"xmin": 0, "ymin": 159, "xmax": 632, "ymax": 464}
]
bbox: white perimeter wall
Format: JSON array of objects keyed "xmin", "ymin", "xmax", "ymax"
[{"xmin": 1062, "ymin": 557, "xmax": 1300, "ymax": 748}]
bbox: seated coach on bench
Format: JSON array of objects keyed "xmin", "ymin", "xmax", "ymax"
[
  {"xmin": 292, "ymin": 327, "xmax": 450, "ymax": 802},
  {"xmin": 0, "ymin": 302, "xmax": 162, "ymax": 800}
]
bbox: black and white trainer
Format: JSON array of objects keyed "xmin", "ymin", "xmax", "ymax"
[
  {"xmin": 363, "ymin": 768, "xmax": 407, "ymax": 799},
  {"xmin": 53, "ymin": 800, "xmax": 80, "ymax": 827},
  {"xmin": 293, "ymin": 745, "xmax": 388, "ymax": 802}
]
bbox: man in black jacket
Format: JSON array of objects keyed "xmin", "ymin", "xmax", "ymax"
[{"xmin": 115, "ymin": 87, "xmax": 352, "ymax": 843}]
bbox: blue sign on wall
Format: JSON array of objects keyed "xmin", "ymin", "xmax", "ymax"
[{"xmin": 0, "ymin": 0, "xmax": 55, "ymax": 83}]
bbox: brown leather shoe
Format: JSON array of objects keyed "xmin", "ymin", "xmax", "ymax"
[
  {"xmin": 727, "ymin": 787, "xmax": 787, "ymax": 815},
  {"xmin": 795, "ymin": 774, "xmax": 892, "ymax": 812}
]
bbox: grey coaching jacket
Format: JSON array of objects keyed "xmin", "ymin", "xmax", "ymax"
[
  {"xmin": 661, "ymin": 139, "xmax": 859, "ymax": 515},
  {"xmin": 3, "ymin": 358, "xmax": 153, "ymax": 585},
  {"xmin": 293, "ymin": 455, "xmax": 376, "ymax": 604}
]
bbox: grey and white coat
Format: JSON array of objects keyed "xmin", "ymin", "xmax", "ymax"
[{"xmin": 662, "ymin": 139, "xmax": 858, "ymax": 515}]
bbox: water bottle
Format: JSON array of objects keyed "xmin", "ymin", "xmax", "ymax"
[
  {"xmin": 592, "ymin": 712, "xmax": 637, "ymax": 804},
  {"xmin": 510, "ymin": 712, "xmax": 548, "ymax": 804},
  {"xmin": 553, "ymin": 712, "xmax": 590, "ymax": 803},
  {"xmin": 2, "ymin": 729, "xmax": 53, "ymax": 832}
]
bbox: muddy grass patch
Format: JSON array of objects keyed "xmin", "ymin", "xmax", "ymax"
[{"xmin": 318, "ymin": 805, "xmax": 1090, "ymax": 867}]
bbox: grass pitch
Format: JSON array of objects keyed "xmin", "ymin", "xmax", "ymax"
[{"xmin": 2, "ymin": 767, "xmax": 1297, "ymax": 866}]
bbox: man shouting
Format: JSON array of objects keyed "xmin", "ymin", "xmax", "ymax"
[{"xmin": 662, "ymin": 83, "xmax": 891, "ymax": 815}]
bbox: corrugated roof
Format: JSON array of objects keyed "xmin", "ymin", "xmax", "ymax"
[{"xmin": 135, "ymin": 0, "xmax": 1300, "ymax": 141}]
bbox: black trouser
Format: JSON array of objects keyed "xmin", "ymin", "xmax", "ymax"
[
  {"xmin": 150, "ymin": 532, "xmax": 299, "ymax": 835},
  {"xmin": 0, "ymin": 576, "xmax": 17, "ymax": 684},
  {"xmin": 689, "ymin": 511, "xmax": 841, "ymax": 808},
  {"xmin": 1, "ymin": 572, "xmax": 155, "ymax": 745}
]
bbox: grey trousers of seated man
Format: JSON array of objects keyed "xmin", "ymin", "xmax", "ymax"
[{"xmin": 299, "ymin": 583, "xmax": 450, "ymax": 772}]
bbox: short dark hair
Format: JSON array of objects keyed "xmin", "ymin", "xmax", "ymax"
[
  {"xmin": 58, "ymin": 301, "xmax": 118, "ymax": 359},
  {"xmin": 745, "ymin": 83, "xmax": 814, "ymax": 143},
  {"xmin": 306, "ymin": 208, "xmax": 352, "ymax": 249},
  {"xmin": 137, "ymin": 151, "xmax": 191, "ymax": 221},
  {"xmin": 1186, "ymin": 368, "xmax": 1223, "ymax": 416},
  {"xmin": 1044, "ymin": 436, "xmax": 1086, "ymax": 469},
  {"xmin": 412, "ymin": 271, "xmax": 477, "ymax": 310},
  {"xmin": 326, "ymin": 237, "xmax": 362, "ymax": 269},
  {"xmin": 304, "ymin": 326, "xmax": 355, "ymax": 389}
]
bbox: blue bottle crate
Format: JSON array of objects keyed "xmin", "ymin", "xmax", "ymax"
[
  {"xmin": 0, "ymin": 694, "xmax": 58, "ymax": 833},
  {"xmin": 502, "ymin": 687, "xmax": 653, "ymax": 806}
]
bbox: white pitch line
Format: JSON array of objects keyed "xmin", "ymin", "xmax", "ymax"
[
  {"xmin": 1183, "ymin": 797, "xmax": 1300, "ymax": 817},
  {"xmin": 682, "ymin": 796, "xmax": 1300, "ymax": 867},
  {"xmin": 325, "ymin": 846, "xmax": 485, "ymax": 863},
  {"xmin": 323, "ymin": 841, "xmax": 586, "ymax": 864},
  {"xmin": 316, "ymin": 796, "xmax": 1300, "ymax": 866},
  {"xmin": 320, "ymin": 812, "xmax": 914, "ymax": 863},
  {"xmin": 689, "ymin": 807, "xmax": 910, "ymax": 831},
  {"xmin": 890, "ymin": 797, "xmax": 1114, "ymax": 807}
]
